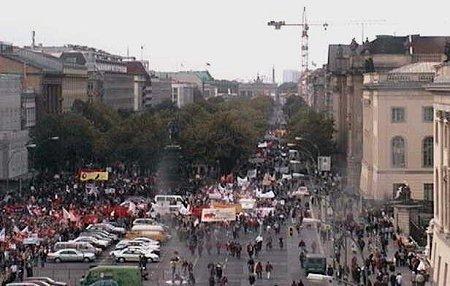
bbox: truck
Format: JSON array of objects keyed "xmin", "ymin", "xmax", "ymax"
[{"xmin": 80, "ymin": 265, "xmax": 142, "ymax": 286}]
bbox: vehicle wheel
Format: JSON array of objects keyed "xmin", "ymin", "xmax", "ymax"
[
  {"xmin": 83, "ymin": 257, "xmax": 91, "ymax": 263},
  {"xmin": 118, "ymin": 257, "xmax": 125, "ymax": 263},
  {"xmin": 54, "ymin": 258, "xmax": 62, "ymax": 263}
]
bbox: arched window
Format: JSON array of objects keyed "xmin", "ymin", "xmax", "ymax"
[
  {"xmin": 423, "ymin": 136, "xmax": 434, "ymax": 168},
  {"xmin": 392, "ymin": 136, "xmax": 406, "ymax": 168}
]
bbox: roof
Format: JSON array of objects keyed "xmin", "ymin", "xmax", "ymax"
[
  {"xmin": 389, "ymin": 62, "xmax": 439, "ymax": 74},
  {"xmin": 411, "ymin": 35, "xmax": 450, "ymax": 54},
  {"xmin": 368, "ymin": 35, "xmax": 409, "ymax": 54},
  {"xmin": 155, "ymin": 70, "xmax": 214, "ymax": 83},
  {"xmin": 125, "ymin": 61, "xmax": 149, "ymax": 77},
  {"xmin": 327, "ymin": 44, "xmax": 363, "ymax": 73}
]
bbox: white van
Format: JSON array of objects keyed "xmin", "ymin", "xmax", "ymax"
[
  {"xmin": 54, "ymin": 241, "xmax": 101, "ymax": 255},
  {"xmin": 152, "ymin": 195, "xmax": 185, "ymax": 215}
]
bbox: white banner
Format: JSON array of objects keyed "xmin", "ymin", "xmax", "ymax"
[
  {"xmin": 201, "ymin": 208, "xmax": 236, "ymax": 222},
  {"xmin": 239, "ymin": 198, "xmax": 256, "ymax": 209}
]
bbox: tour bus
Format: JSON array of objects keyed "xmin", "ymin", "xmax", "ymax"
[{"xmin": 152, "ymin": 195, "xmax": 186, "ymax": 215}]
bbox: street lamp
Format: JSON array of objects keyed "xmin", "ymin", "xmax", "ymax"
[{"xmin": 4, "ymin": 136, "xmax": 59, "ymax": 192}]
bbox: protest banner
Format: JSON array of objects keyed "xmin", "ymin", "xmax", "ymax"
[
  {"xmin": 79, "ymin": 170, "xmax": 109, "ymax": 181},
  {"xmin": 201, "ymin": 207, "xmax": 236, "ymax": 222}
]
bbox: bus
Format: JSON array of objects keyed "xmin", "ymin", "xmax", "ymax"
[{"xmin": 304, "ymin": 254, "xmax": 327, "ymax": 276}]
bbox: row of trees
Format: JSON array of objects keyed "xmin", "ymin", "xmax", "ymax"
[
  {"xmin": 283, "ymin": 96, "xmax": 336, "ymax": 158},
  {"xmin": 31, "ymin": 96, "xmax": 273, "ymax": 175}
]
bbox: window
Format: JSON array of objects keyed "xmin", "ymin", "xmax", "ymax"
[
  {"xmin": 423, "ymin": 106, "xmax": 434, "ymax": 122},
  {"xmin": 392, "ymin": 136, "xmax": 406, "ymax": 168},
  {"xmin": 391, "ymin": 107, "xmax": 405, "ymax": 123},
  {"xmin": 423, "ymin": 136, "xmax": 434, "ymax": 167},
  {"xmin": 424, "ymin": 183, "xmax": 434, "ymax": 201}
]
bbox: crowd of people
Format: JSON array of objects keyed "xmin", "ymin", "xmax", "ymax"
[{"xmin": 0, "ymin": 165, "xmax": 161, "ymax": 284}]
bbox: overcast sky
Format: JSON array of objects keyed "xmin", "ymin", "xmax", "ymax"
[{"xmin": 1, "ymin": 0, "xmax": 449, "ymax": 82}]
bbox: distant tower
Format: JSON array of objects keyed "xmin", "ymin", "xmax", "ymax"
[
  {"xmin": 272, "ymin": 66, "xmax": 276, "ymax": 84},
  {"xmin": 32, "ymin": 31, "xmax": 36, "ymax": 48}
]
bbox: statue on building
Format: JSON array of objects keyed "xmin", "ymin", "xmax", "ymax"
[
  {"xmin": 444, "ymin": 42, "xmax": 450, "ymax": 62},
  {"xmin": 336, "ymin": 44, "xmax": 344, "ymax": 58},
  {"xmin": 394, "ymin": 183, "xmax": 412, "ymax": 203},
  {"xmin": 167, "ymin": 120, "xmax": 179, "ymax": 144},
  {"xmin": 349, "ymin": 38, "xmax": 359, "ymax": 54},
  {"xmin": 364, "ymin": 58, "xmax": 375, "ymax": 73}
]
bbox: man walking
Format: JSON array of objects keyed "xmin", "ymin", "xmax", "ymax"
[{"xmin": 265, "ymin": 261, "xmax": 273, "ymax": 279}]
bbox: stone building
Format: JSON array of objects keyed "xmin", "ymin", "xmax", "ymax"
[
  {"xmin": 426, "ymin": 61, "xmax": 450, "ymax": 285},
  {"xmin": 0, "ymin": 74, "xmax": 35, "ymax": 185},
  {"xmin": 156, "ymin": 71, "xmax": 216, "ymax": 98},
  {"xmin": 360, "ymin": 62, "xmax": 436, "ymax": 201},
  {"xmin": 238, "ymin": 76, "xmax": 277, "ymax": 98},
  {"xmin": 31, "ymin": 45, "xmax": 136, "ymax": 112},
  {"xmin": 0, "ymin": 42, "xmax": 88, "ymax": 118},
  {"xmin": 326, "ymin": 35, "xmax": 450, "ymax": 196},
  {"xmin": 125, "ymin": 61, "xmax": 151, "ymax": 112}
]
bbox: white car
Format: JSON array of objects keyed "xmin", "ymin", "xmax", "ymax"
[
  {"xmin": 116, "ymin": 240, "xmax": 160, "ymax": 250},
  {"xmin": 131, "ymin": 237, "xmax": 159, "ymax": 245},
  {"xmin": 89, "ymin": 223, "xmax": 126, "ymax": 235},
  {"xmin": 113, "ymin": 243, "xmax": 160, "ymax": 256},
  {"xmin": 71, "ymin": 236, "xmax": 109, "ymax": 248},
  {"xmin": 47, "ymin": 249, "xmax": 96, "ymax": 263},
  {"xmin": 111, "ymin": 248, "xmax": 159, "ymax": 263},
  {"xmin": 132, "ymin": 218, "xmax": 155, "ymax": 225}
]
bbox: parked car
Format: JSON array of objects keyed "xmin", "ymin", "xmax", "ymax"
[
  {"xmin": 130, "ymin": 224, "xmax": 167, "ymax": 233},
  {"xmin": 112, "ymin": 244, "xmax": 160, "ymax": 256},
  {"xmin": 110, "ymin": 249, "xmax": 159, "ymax": 263},
  {"xmin": 24, "ymin": 277, "xmax": 67, "ymax": 286},
  {"xmin": 71, "ymin": 237, "xmax": 109, "ymax": 249},
  {"xmin": 54, "ymin": 242, "xmax": 101, "ymax": 255},
  {"xmin": 115, "ymin": 240, "xmax": 160, "ymax": 250},
  {"xmin": 125, "ymin": 230, "xmax": 170, "ymax": 243},
  {"xmin": 132, "ymin": 237, "xmax": 159, "ymax": 245},
  {"xmin": 83, "ymin": 229, "xmax": 118, "ymax": 241},
  {"xmin": 17, "ymin": 282, "xmax": 50, "ymax": 286},
  {"xmin": 132, "ymin": 218, "xmax": 155, "ymax": 225},
  {"xmin": 7, "ymin": 283, "xmax": 48, "ymax": 286},
  {"xmin": 47, "ymin": 249, "xmax": 95, "ymax": 263},
  {"xmin": 87, "ymin": 223, "xmax": 125, "ymax": 235}
]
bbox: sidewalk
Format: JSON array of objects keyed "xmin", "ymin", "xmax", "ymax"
[{"xmin": 310, "ymin": 198, "xmax": 425, "ymax": 285}]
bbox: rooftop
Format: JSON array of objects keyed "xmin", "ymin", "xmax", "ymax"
[{"xmin": 389, "ymin": 62, "xmax": 440, "ymax": 74}]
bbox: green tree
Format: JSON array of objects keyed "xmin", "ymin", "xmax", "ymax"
[
  {"xmin": 287, "ymin": 107, "xmax": 335, "ymax": 156},
  {"xmin": 32, "ymin": 113, "xmax": 97, "ymax": 172}
]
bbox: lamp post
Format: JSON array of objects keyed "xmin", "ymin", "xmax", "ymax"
[{"xmin": 5, "ymin": 136, "xmax": 59, "ymax": 192}]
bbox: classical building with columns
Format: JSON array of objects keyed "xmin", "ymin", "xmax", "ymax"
[{"xmin": 427, "ymin": 62, "xmax": 450, "ymax": 285}]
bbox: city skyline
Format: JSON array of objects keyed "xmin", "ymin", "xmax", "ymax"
[{"xmin": 1, "ymin": 0, "xmax": 450, "ymax": 81}]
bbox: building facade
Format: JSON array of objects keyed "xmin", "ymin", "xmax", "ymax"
[
  {"xmin": 238, "ymin": 76, "xmax": 277, "ymax": 98},
  {"xmin": 172, "ymin": 83, "xmax": 194, "ymax": 108},
  {"xmin": 326, "ymin": 35, "xmax": 450, "ymax": 195},
  {"xmin": 427, "ymin": 62, "xmax": 450, "ymax": 286},
  {"xmin": 361, "ymin": 63, "xmax": 436, "ymax": 201},
  {"xmin": 0, "ymin": 74, "xmax": 33, "ymax": 183}
]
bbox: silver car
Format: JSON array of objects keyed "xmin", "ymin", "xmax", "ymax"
[{"xmin": 47, "ymin": 249, "xmax": 96, "ymax": 263}]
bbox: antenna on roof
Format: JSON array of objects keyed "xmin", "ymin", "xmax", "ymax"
[{"xmin": 32, "ymin": 31, "xmax": 36, "ymax": 48}]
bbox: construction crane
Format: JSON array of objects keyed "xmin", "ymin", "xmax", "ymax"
[
  {"xmin": 268, "ymin": 7, "xmax": 328, "ymax": 73},
  {"xmin": 268, "ymin": 7, "xmax": 386, "ymax": 73}
]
